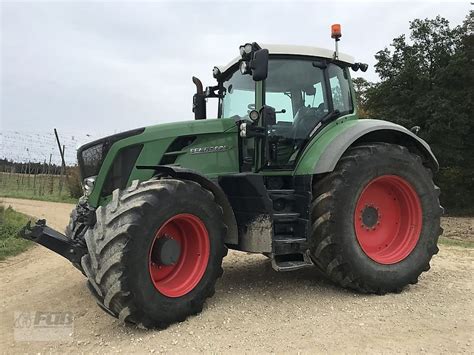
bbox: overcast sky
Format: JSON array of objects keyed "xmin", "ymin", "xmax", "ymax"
[{"xmin": 1, "ymin": 1, "xmax": 471, "ymax": 138}]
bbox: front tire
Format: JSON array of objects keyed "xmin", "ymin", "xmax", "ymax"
[
  {"xmin": 310, "ymin": 143, "xmax": 443, "ymax": 294},
  {"xmin": 81, "ymin": 178, "xmax": 227, "ymax": 328}
]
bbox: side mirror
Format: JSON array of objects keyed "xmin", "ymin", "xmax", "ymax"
[
  {"xmin": 250, "ymin": 49, "xmax": 269, "ymax": 81},
  {"xmin": 192, "ymin": 76, "xmax": 206, "ymax": 120}
]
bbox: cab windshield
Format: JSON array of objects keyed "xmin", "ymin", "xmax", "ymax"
[{"xmin": 220, "ymin": 68, "xmax": 255, "ymax": 118}]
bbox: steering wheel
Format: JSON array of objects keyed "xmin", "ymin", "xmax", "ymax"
[{"xmin": 292, "ymin": 103, "xmax": 325, "ymax": 139}]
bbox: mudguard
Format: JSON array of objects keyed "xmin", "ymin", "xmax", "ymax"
[
  {"xmin": 295, "ymin": 119, "xmax": 439, "ymax": 175},
  {"xmin": 136, "ymin": 165, "xmax": 238, "ymax": 245}
]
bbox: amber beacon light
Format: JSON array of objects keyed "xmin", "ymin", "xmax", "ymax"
[
  {"xmin": 331, "ymin": 24, "xmax": 342, "ymax": 59},
  {"xmin": 331, "ymin": 24, "xmax": 342, "ymax": 40}
]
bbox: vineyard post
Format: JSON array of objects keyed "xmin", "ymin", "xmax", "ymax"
[
  {"xmin": 27, "ymin": 161, "xmax": 31, "ymax": 188},
  {"xmin": 39, "ymin": 158, "xmax": 46, "ymax": 195},
  {"xmin": 54, "ymin": 129, "xmax": 67, "ymax": 195},
  {"xmin": 33, "ymin": 164, "xmax": 39, "ymax": 194},
  {"xmin": 47, "ymin": 153, "xmax": 53, "ymax": 195}
]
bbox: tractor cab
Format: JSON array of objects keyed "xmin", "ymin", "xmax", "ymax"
[
  {"xmin": 192, "ymin": 33, "xmax": 368, "ymax": 172},
  {"xmin": 218, "ymin": 46, "xmax": 357, "ymax": 170}
]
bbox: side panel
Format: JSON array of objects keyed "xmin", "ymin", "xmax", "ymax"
[
  {"xmin": 294, "ymin": 118, "xmax": 439, "ymax": 176},
  {"xmin": 88, "ymin": 118, "xmax": 239, "ymax": 207},
  {"xmin": 173, "ymin": 131, "xmax": 239, "ymax": 177}
]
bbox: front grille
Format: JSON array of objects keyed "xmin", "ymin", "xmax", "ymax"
[
  {"xmin": 101, "ymin": 144, "xmax": 143, "ymax": 196},
  {"xmin": 77, "ymin": 128, "xmax": 144, "ymax": 179},
  {"xmin": 80, "ymin": 142, "xmax": 107, "ymax": 178}
]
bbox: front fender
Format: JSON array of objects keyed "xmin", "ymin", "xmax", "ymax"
[
  {"xmin": 294, "ymin": 119, "xmax": 439, "ymax": 175},
  {"xmin": 137, "ymin": 165, "xmax": 238, "ymax": 246}
]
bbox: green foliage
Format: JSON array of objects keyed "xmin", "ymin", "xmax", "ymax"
[
  {"xmin": 355, "ymin": 11, "xmax": 474, "ymax": 214},
  {"xmin": 437, "ymin": 167, "xmax": 474, "ymax": 215},
  {"xmin": 352, "ymin": 77, "xmax": 373, "ymax": 118},
  {"xmin": 0, "ymin": 206, "xmax": 33, "ymax": 260},
  {"xmin": 66, "ymin": 166, "xmax": 83, "ymax": 199}
]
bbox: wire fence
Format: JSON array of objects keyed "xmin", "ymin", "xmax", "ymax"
[
  {"xmin": 0, "ymin": 130, "xmax": 98, "ymax": 166},
  {"xmin": 0, "ymin": 130, "xmax": 101, "ymax": 202}
]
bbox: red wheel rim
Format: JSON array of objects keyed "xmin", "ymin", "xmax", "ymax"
[
  {"xmin": 148, "ymin": 214, "xmax": 210, "ymax": 297},
  {"xmin": 354, "ymin": 175, "xmax": 422, "ymax": 264}
]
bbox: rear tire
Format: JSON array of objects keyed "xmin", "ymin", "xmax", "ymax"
[
  {"xmin": 309, "ymin": 143, "xmax": 443, "ymax": 294},
  {"xmin": 81, "ymin": 178, "xmax": 227, "ymax": 328}
]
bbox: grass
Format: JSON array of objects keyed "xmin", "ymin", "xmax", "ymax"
[
  {"xmin": 0, "ymin": 206, "xmax": 34, "ymax": 260},
  {"xmin": 438, "ymin": 236, "xmax": 474, "ymax": 248},
  {"xmin": 0, "ymin": 172, "xmax": 77, "ymax": 204}
]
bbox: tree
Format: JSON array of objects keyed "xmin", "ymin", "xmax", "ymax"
[
  {"xmin": 357, "ymin": 11, "xmax": 474, "ymax": 214},
  {"xmin": 352, "ymin": 77, "xmax": 373, "ymax": 118}
]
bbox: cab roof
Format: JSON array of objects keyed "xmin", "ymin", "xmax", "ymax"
[{"xmin": 217, "ymin": 44, "xmax": 355, "ymax": 74}]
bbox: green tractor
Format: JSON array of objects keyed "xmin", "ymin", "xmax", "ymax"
[{"xmin": 21, "ymin": 26, "xmax": 442, "ymax": 328}]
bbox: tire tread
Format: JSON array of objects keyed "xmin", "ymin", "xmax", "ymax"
[
  {"xmin": 310, "ymin": 143, "xmax": 443, "ymax": 293},
  {"xmin": 82, "ymin": 178, "xmax": 227, "ymax": 328}
]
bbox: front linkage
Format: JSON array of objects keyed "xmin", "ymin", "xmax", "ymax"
[
  {"xmin": 18, "ymin": 199, "xmax": 96, "ymax": 269},
  {"xmin": 19, "ymin": 219, "xmax": 87, "ymax": 265}
]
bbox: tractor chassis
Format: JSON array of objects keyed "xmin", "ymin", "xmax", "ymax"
[
  {"xmin": 137, "ymin": 165, "xmax": 315, "ymax": 270},
  {"xmin": 18, "ymin": 171, "xmax": 315, "ymax": 272}
]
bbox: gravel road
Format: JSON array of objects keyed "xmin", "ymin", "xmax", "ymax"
[{"xmin": 1, "ymin": 197, "xmax": 473, "ymax": 353}]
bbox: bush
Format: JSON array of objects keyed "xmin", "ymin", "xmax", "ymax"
[
  {"xmin": 66, "ymin": 166, "xmax": 83, "ymax": 199},
  {"xmin": 436, "ymin": 167, "xmax": 474, "ymax": 215}
]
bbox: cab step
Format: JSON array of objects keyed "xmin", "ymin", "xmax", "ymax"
[
  {"xmin": 271, "ymin": 253, "xmax": 313, "ymax": 272},
  {"xmin": 273, "ymin": 212, "xmax": 300, "ymax": 223},
  {"xmin": 273, "ymin": 237, "xmax": 306, "ymax": 244}
]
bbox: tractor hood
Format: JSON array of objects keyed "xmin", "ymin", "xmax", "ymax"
[{"xmin": 79, "ymin": 118, "xmax": 239, "ymax": 207}]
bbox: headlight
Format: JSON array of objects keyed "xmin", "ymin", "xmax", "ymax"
[
  {"xmin": 212, "ymin": 66, "xmax": 221, "ymax": 79},
  {"xmin": 239, "ymin": 122, "xmax": 247, "ymax": 137},
  {"xmin": 239, "ymin": 43, "xmax": 253, "ymax": 60},
  {"xmin": 83, "ymin": 176, "xmax": 97, "ymax": 196},
  {"xmin": 244, "ymin": 43, "xmax": 253, "ymax": 54},
  {"xmin": 249, "ymin": 109, "xmax": 260, "ymax": 122},
  {"xmin": 240, "ymin": 61, "xmax": 250, "ymax": 75}
]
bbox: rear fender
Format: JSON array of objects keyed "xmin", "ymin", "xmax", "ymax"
[{"xmin": 295, "ymin": 119, "xmax": 439, "ymax": 175}]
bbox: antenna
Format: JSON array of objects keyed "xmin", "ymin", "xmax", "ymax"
[{"xmin": 331, "ymin": 24, "xmax": 342, "ymax": 59}]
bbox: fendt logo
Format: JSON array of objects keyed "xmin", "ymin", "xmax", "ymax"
[{"xmin": 190, "ymin": 145, "xmax": 229, "ymax": 154}]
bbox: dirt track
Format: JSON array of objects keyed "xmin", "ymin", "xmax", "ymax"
[{"xmin": 1, "ymin": 197, "xmax": 473, "ymax": 353}]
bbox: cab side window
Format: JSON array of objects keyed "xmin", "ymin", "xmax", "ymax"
[
  {"xmin": 304, "ymin": 82, "xmax": 325, "ymax": 109},
  {"xmin": 265, "ymin": 92, "xmax": 293, "ymax": 122},
  {"xmin": 328, "ymin": 64, "xmax": 353, "ymax": 114}
]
